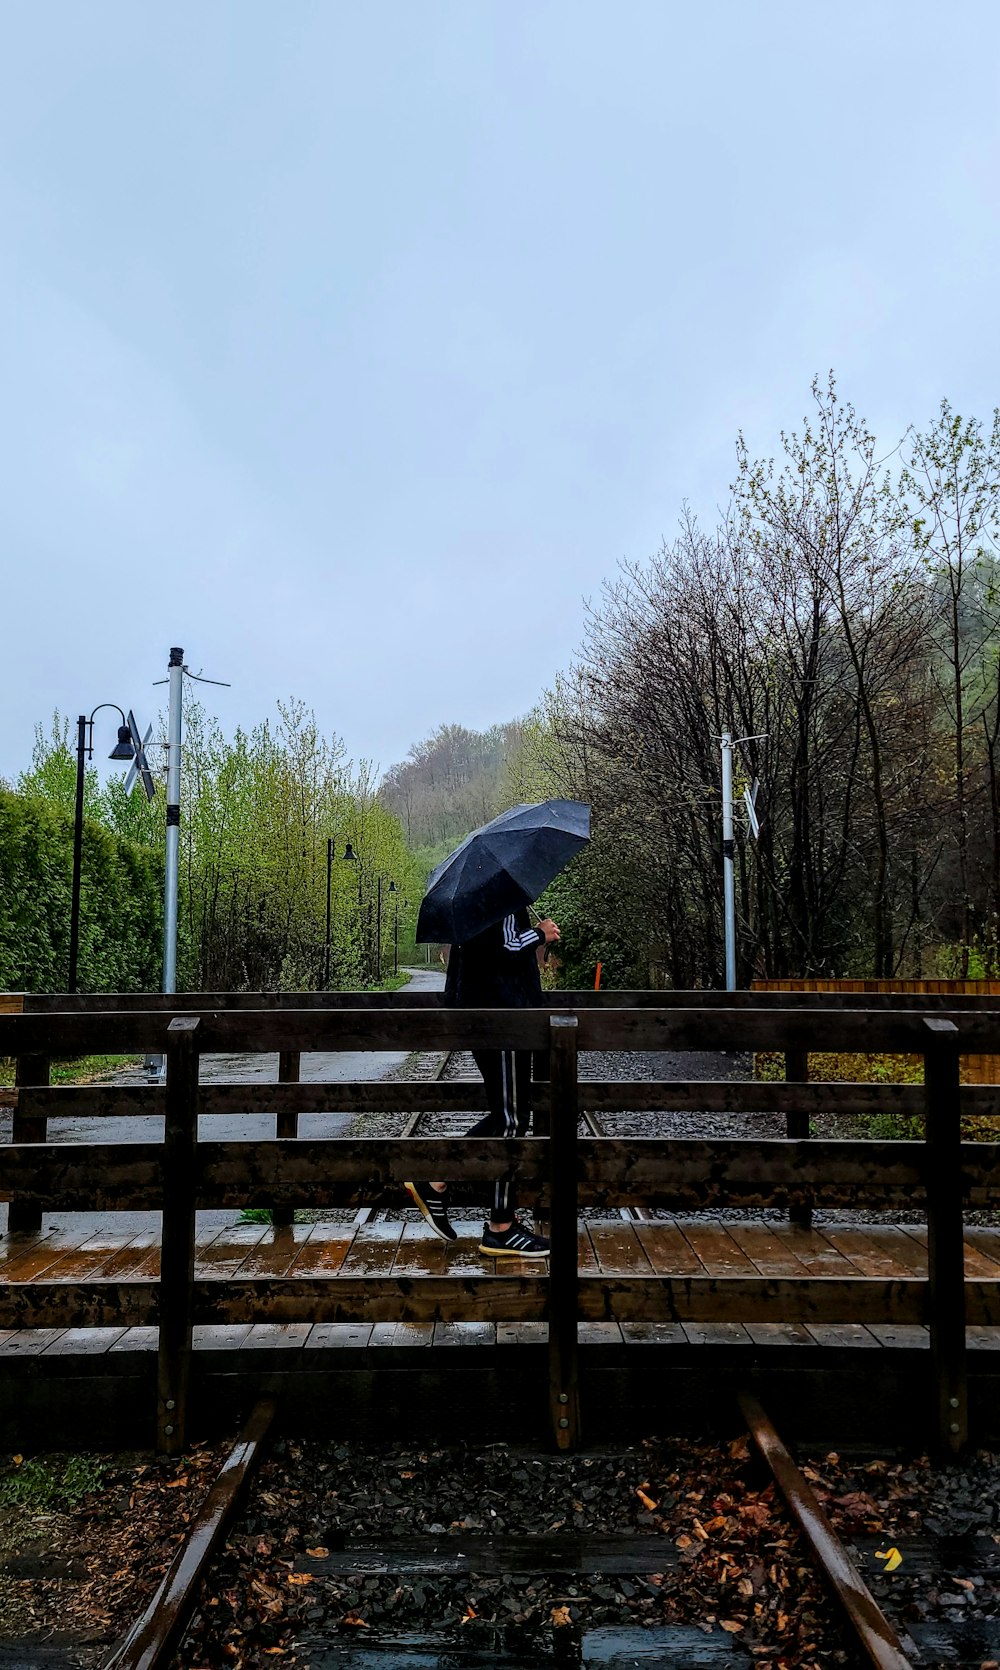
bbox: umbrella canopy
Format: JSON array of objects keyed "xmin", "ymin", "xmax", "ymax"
[{"xmin": 416, "ymin": 799, "xmax": 590, "ymax": 945}]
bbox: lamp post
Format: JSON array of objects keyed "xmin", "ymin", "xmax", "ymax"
[
  {"xmin": 67, "ymin": 706, "xmax": 135, "ymax": 992},
  {"xmin": 324, "ymin": 837, "xmax": 334, "ymax": 988},
  {"xmin": 389, "ymin": 879, "xmax": 399, "ymax": 976}
]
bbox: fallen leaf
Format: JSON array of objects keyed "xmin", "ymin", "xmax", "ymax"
[
  {"xmin": 720, "ymin": 1620, "xmax": 744, "ymax": 1633},
  {"xmin": 342, "ymin": 1612, "xmax": 369, "ymax": 1627},
  {"xmin": 953, "ymin": 1577, "xmax": 974, "ymax": 1591},
  {"xmin": 636, "ymin": 1487, "xmax": 659, "ymax": 1512},
  {"xmin": 874, "ymin": 1547, "xmax": 903, "ymax": 1573},
  {"xmin": 11, "ymin": 1455, "xmax": 22, "ymax": 1467},
  {"xmin": 551, "ymin": 1605, "xmax": 573, "ymax": 1627},
  {"xmin": 286, "ymin": 1573, "xmax": 314, "ymax": 1586},
  {"xmin": 675, "ymin": 1534, "xmax": 693, "ymax": 1550},
  {"xmin": 165, "ymin": 1476, "xmax": 190, "ymax": 1489},
  {"xmin": 305, "ymin": 1547, "xmax": 329, "ymax": 1559}
]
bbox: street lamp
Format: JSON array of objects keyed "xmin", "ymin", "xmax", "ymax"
[{"xmin": 67, "ymin": 706, "xmax": 135, "ymax": 992}]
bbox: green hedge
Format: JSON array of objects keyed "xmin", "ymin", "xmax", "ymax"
[{"xmin": 0, "ymin": 789, "xmax": 163, "ymax": 993}]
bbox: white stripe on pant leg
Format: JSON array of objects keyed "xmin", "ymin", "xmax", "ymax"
[{"xmin": 501, "ymin": 1051, "xmax": 516, "ymax": 1136}]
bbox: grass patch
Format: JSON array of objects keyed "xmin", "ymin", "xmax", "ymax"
[
  {"xmin": 755, "ymin": 1050, "xmax": 924, "ymax": 1085},
  {"xmin": 0, "ymin": 1053, "xmax": 142, "ymax": 1088},
  {"xmin": 0, "ymin": 1452, "xmax": 108, "ymax": 1510}
]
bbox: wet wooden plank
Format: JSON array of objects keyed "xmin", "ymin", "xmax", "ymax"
[
  {"xmin": 744, "ymin": 1323, "xmax": 815, "ymax": 1346},
  {"xmin": 230, "ymin": 1226, "xmax": 315, "ymax": 1278},
  {"xmin": 578, "ymin": 1322, "xmax": 625, "ymax": 1343},
  {"xmin": 971, "ymin": 1227, "xmax": 1000, "ymax": 1268},
  {"xmin": 497, "ymin": 1321, "xmax": 547, "ymax": 1344},
  {"xmin": 109, "ymin": 1326, "xmax": 158, "ymax": 1352},
  {"xmin": 240, "ymin": 1323, "xmax": 312, "ymax": 1350},
  {"xmin": 338, "ymin": 1221, "xmax": 405, "ymax": 1276},
  {"xmin": 194, "ymin": 1224, "xmax": 270, "ymax": 1277},
  {"xmin": 287, "ymin": 1225, "xmax": 355, "ymax": 1277},
  {"xmin": 306, "ymin": 1323, "xmax": 374, "ymax": 1348},
  {"xmin": 393, "ymin": 1222, "xmax": 488, "ymax": 1279},
  {"xmin": 32, "ymin": 1230, "xmax": 141, "ymax": 1283},
  {"xmin": 682, "ymin": 1322, "xmax": 753, "ymax": 1345},
  {"xmin": 904, "ymin": 1224, "xmax": 1000, "ymax": 1281},
  {"xmin": 0, "ymin": 1328, "xmax": 66, "ymax": 1355},
  {"xmin": 587, "ymin": 1222, "xmax": 653, "ymax": 1276},
  {"xmin": 725, "ymin": 1222, "xmax": 813, "ymax": 1277},
  {"xmin": 578, "ymin": 1228, "xmax": 600, "ymax": 1273},
  {"xmin": 823, "ymin": 1226, "xmax": 919, "ymax": 1279},
  {"xmin": 369, "ymin": 1322, "xmax": 435, "ymax": 1346},
  {"xmin": 0, "ymin": 1229, "xmax": 92, "ymax": 1281},
  {"xmin": 620, "ymin": 1321, "xmax": 688, "ymax": 1344},
  {"xmin": 193, "ymin": 1324, "xmax": 254, "ymax": 1348},
  {"xmin": 97, "ymin": 1231, "xmax": 161, "ymax": 1281},
  {"xmin": 866, "ymin": 1324, "xmax": 929, "ymax": 1349},
  {"xmin": 772, "ymin": 1225, "xmax": 856, "ymax": 1275},
  {"xmin": 432, "ymin": 1322, "xmax": 497, "ymax": 1346},
  {"xmin": 805, "ymin": 1324, "xmax": 881, "ymax": 1348},
  {"xmin": 42, "ymin": 1326, "xmax": 128, "ymax": 1355},
  {"xmin": 679, "ymin": 1222, "xmax": 760, "ymax": 1277},
  {"xmin": 633, "ymin": 1222, "xmax": 704, "ymax": 1277}
]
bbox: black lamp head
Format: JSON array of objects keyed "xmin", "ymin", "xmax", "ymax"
[
  {"xmin": 388, "ymin": 880, "xmax": 398, "ymax": 894},
  {"xmin": 342, "ymin": 842, "xmax": 357, "ymax": 862},
  {"xmin": 109, "ymin": 726, "xmax": 135, "ymax": 762}
]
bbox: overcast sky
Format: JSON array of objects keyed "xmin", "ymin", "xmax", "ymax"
[{"xmin": 2, "ymin": 1, "xmax": 999, "ymax": 784}]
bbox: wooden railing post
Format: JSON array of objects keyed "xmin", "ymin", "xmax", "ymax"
[
  {"xmin": 784, "ymin": 1046, "xmax": 812, "ymax": 1229},
  {"xmin": 158, "ymin": 1017, "xmax": 200, "ymax": 1456},
  {"xmin": 548, "ymin": 1015, "xmax": 579, "ymax": 1451},
  {"xmin": 9, "ymin": 1053, "xmax": 49, "ymax": 1235},
  {"xmin": 924, "ymin": 1016, "xmax": 966, "ymax": 1456},
  {"xmin": 272, "ymin": 1050, "xmax": 301, "ymax": 1230}
]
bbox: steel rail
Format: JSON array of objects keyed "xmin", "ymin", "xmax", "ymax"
[
  {"xmin": 103, "ymin": 1397, "xmax": 278, "ymax": 1670},
  {"xmin": 740, "ymin": 1392, "xmax": 913, "ymax": 1670}
]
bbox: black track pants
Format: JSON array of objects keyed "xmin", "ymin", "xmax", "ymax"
[{"xmin": 468, "ymin": 1048, "xmax": 533, "ymax": 1221}]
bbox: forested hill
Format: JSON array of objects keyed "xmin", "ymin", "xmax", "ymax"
[{"xmin": 379, "ymin": 721, "xmax": 527, "ymax": 859}]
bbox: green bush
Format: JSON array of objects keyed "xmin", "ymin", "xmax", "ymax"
[{"xmin": 0, "ymin": 788, "xmax": 163, "ymax": 994}]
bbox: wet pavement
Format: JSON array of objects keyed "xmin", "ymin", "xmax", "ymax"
[{"xmin": 3, "ymin": 968, "xmax": 445, "ymax": 1239}]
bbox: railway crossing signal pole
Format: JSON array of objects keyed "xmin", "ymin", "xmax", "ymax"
[
  {"xmin": 163, "ymin": 648, "xmax": 185, "ymax": 994},
  {"xmin": 719, "ymin": 731, "xmax": 765, "ymax": 992},
  {"xmin": 721, "ymin": 732, "xmax": 737, "ymax": 991}
]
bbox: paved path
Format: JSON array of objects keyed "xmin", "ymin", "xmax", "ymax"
[{"xmin": 7, "ymin": 967, "xmax": 445, "ymax": 1238}]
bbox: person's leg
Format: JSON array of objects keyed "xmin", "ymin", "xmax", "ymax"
[
  {"xmin": 471, "ymin": 1047, "xmax": 520, "ymax": 1227},
  {"xmin": 473, "ymin": 1047, "xmax": 548, "ymax": 1257}
]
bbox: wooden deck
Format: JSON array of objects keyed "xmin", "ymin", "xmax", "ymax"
[{"xmin": 4, "ymin": 1216, "xmax": 1000, "ymax": 1358}]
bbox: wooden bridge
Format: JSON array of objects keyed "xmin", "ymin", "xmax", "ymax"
[{"xmin": 1, "ymin": 989, "xmax": 999, "ymax": 1458}]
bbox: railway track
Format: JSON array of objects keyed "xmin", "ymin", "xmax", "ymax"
[{"xmin": 98, "ymin": 1389, "xmax": 970, "ymax": 1669}]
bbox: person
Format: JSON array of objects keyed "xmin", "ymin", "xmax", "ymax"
[{"xmin": 405, "ymin": 906, "xmax": 560, "ymax": 1257}]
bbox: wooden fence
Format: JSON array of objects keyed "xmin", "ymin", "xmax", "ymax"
[{"xmin": 2, "ymin": 995, "xmax": 1000, "ymax": 1457}]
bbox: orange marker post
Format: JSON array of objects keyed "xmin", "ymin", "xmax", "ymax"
[{"xmin": 594, "ymin": 961, "xmax": 602, "ymax": 991}]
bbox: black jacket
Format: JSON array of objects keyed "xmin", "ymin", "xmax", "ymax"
[{"xmin": 443, "ymin": 909, "xmax": 545, "ymax": 1009}]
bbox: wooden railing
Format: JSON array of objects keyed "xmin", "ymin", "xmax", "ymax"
[{"xmin": 2, "ymin": 997, "xmax": 999, "ymax": 1457}]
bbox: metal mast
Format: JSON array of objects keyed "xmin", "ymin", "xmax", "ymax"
[
  {"xmin": 721, "ymin": 731, "xmax": 737, "ymax": 991},
  {"xmin": 163, "ymin": 647, "xmax": 184, "ymax": 993}
]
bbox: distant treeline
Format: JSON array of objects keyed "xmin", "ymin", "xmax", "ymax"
[
  {"xmin": 379, "ymin": 721, "xmax": 528, "ymax": 860},
  {"xmin": 521, "ymin": 379, "xmax": 1000, "ymax": 987}
]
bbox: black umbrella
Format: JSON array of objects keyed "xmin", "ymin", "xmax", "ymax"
[{"xmin": 415, "ymin": 799, "xmax": 590, "ymax": 945}]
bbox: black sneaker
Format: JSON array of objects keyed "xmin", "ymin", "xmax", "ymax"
[
  {"xmin": 478, "ymin": 1221, "xmax": 550, "ymax": 1259},
  {"xmin": 404, "ymin": 1181, "xmax": 457, "ymax": 1242}
]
